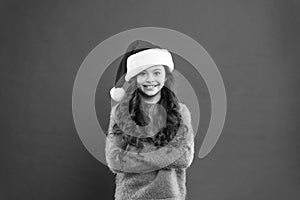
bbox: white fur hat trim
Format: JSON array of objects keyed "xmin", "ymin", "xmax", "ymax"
[{"xmin": 125, "ymin": 48, "xmax": 174, "ymax": 82}]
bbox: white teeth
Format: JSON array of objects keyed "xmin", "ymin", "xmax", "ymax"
[{"xmin": 144, "ymin": 85, "xmax": 157, "ymax": 89}]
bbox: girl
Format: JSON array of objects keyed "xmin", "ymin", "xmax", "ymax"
[{"xmin": 106, "ymin": 40, "xmax": 195, "ymax": 200}]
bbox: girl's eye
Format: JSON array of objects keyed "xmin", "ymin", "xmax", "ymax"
[
  {"xmin": 154, "ymin": 72, "xmax": 161, "ymax": 75},
  {"xmin": 139, "ymin": 72, "xmax": 146, "ymax": 76}
]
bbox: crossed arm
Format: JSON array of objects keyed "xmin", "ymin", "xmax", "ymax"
[{"xmin": 105, "ymin": 103, "xmax": 195, "ymax": 174}]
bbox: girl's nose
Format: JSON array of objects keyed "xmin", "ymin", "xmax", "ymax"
[{"xmin": 146, "ymin": 73, "xmax": 154, "ymax": 82}]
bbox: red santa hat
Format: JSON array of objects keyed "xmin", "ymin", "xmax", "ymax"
[{"xmin": 110, "ymin": 40, "xmax": 174, "ymax": 102}]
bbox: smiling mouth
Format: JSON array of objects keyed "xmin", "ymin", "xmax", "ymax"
[{"xmin": 143, "ymin": 84, "xmax": 159, "ymax": 89}]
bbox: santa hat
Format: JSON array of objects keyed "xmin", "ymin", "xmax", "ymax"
[{"xmin": 110, "ymin": 40, "xmax": 174, "ymax": 102}]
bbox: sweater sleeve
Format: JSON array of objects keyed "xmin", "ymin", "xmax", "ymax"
[
  {"xmin": 105, "ymin": 104, "xmax": 125, "ymax": 174},
  {"xmin": 105, "ymin": 104, "xmax": 157, "ymax": 174},
  {"xmin": 105, "ymin": 104, "xmax": 166, "ymax": 174},
  {"xmin": 162, "ymin": 103, "xmax": 195, "ymax": 169},
  {"xmin": 105, "ymin": 103, "xmax": 195, "ymax": 174}
]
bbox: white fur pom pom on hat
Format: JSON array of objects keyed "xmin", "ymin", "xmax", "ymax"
[{"xmin": 110, "ymin": 87, "xmax": 126, "ymax": 102}]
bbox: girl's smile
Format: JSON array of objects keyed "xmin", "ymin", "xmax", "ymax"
[
  {"xmin": 142, "ymin": 84, "xmax": 159, "ymax": 90},
  {"xmin": 137, "ymin": 65, "xmax": 166, "ymax": 103}
]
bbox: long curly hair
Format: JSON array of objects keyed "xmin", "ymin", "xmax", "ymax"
[{"xmin": 111, "ymin": 64, "xmax": 188, "ymax": 151}]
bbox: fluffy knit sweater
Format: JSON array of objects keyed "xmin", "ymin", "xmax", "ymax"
[{"xmin": 105, "ymin": 102, "xmax": 195, "ymax": 200}]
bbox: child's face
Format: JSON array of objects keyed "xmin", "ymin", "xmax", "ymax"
[{"xmin": 136, "ymin": 65, "xmax": 166, "ymax": 98}]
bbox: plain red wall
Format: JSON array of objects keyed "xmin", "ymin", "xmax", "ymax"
[{"xmin": 1, "ymin": 1, "xmax": 300, "ymax": 199}]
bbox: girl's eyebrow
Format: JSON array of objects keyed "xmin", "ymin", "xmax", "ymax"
[{"xmin": 151, "ymin": 68, "xmax": 162, "ymax": 72}]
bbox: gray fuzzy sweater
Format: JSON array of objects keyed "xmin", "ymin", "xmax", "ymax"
[{"xmin": 105, "ymin": 103, "xmax": 195, "ymax": 200}]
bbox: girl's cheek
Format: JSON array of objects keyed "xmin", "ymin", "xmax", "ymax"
[{"xmin": 137, "ymin": 77, "xmax": 145, "ymax": 85}]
